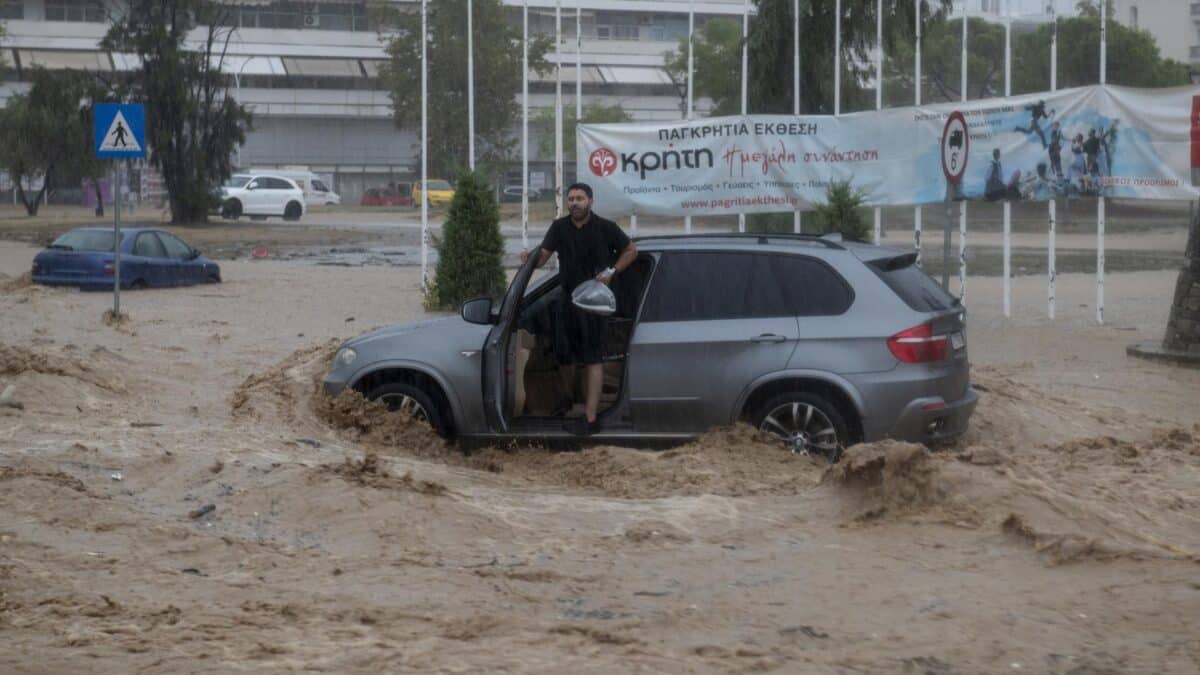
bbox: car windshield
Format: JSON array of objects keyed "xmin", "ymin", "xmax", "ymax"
[
  {"xmin": 223, "ymin": 175, "xmax": 251, "ymax": 188},
  {"xmin": 50, "ymin": 230, "xmax": 116, "ymax": 252},
  {"xmin": 426, "ymin": 180, "xmax": 452, "ymax": 190}
]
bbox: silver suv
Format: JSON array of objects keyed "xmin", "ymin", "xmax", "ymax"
[{"xmin": 323, "ymin": 234, "xmax": 977, "ymax": 456}]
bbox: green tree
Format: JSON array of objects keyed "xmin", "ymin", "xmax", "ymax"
[
  {"xmin": 1012, "ymin": 10, "xmax": 1189, "ymax": 91},
  {"xmin": 430, "ymin": 170, "xmax": 506, "ymax": 310},
  {"xmin": 101, "ymin": 1, "xmax": 252, "ymax": 224},
  {"xmin": 808, "ymin": 181, "xmax": 870, "ymax": 241},
  {"xmin": 884, "ymin": 16, "xmax": 1006, "ymax": 104},
  {"xmin": 377, "ymin": 0, "xmax": 551, "ymax": 181},
  {"xmin": 663, "ymin": 18, "xmax": 745, "ymax": 117},
  {"xmin": 535, "ymin": 102, "xmax": 633, "ymax": 160},
  {"xmin": 0, "ymin": 70, "xmax": 93, "ymax": 216},
  {"xmin": 747, "ymin": 0, "xmax": 950, "ymax": 115}
]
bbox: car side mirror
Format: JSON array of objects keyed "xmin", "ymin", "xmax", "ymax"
[
  {"xmin": 189, "ymin": 249, "xmax": 201, "ymax": 260},
  {"xmin": 461, "ymin": 297, "xmax": 494, "ymax": 325},
  {"xmin": 246, "ymin": 182, "xmax": 257, "ymax": 190}
]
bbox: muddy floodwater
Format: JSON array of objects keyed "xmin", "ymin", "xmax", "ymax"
[{"xmin": 1, "ymin": 235, "xmax": 1198, "ymax": 673}]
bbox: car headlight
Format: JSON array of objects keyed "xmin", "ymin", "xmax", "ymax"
[{"xmin": 336, "ymin": 348, "xmax": 357, "ymax": 368}]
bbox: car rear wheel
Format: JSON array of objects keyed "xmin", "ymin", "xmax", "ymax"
[
  {"xmin": 754, "ymin": 392, "xmax": 847, "ymax": 461},
  {"xmin": 283, "ymin": 201, "xmax": 302, "ymax": 221},
  {"xmin": 222, "ymin": 199, "xmax": 242, "ymax": 220},
  {"xmin": 365, "ymin": 381, "xmax": 446, "ymax": 437}
]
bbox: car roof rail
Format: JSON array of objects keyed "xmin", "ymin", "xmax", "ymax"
[{"xmin": 631, "ymin": 232, "xmax": 847, "ymax": 251}]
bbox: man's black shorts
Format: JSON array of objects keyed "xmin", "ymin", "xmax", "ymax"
[{"xmin": 555, "ymin": 294, "xmax": 606, "ymax": 366}]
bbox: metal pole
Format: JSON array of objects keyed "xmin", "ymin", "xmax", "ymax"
[
  {"xmin": 112, "ymin": 161, "xmax": 121, "ymax": 319},
  {"xmin": 420, "ymin": 0, "xmax": 429, "ymax": 289},
  {"xmin": 834, "ymin": 0, "xmax": 841, "ymax": 116},
  {"xmin": 467, "ymin": 0, "xmax": 475, "ymax": 170},
  {"xmin": 576, "ymin": 1, "xmax": 582, "ymax": 120},
  {"xmin": 1098, "ymin": 0, "xmax": 1106, "ymax": 323},
  {"xmin": 1048, "ymin": 9, "xmax": 1058, "ymax": 318},
  {"xmin": 522, "ymin": 0, "xmax": 529, "ymax": 252},
  {"xmin": 1003, "ymin": 0, "xmax": 1011, "ymax": 317},
  {"xmin": 957, "ymin": 4, "xmax": 967, "ymax": 302},
  {"xmin": 685, "ymin": 0, "xmax": 694, "ymax": 234},
  {"xmin": 739, "ymin": 0, "xmax": 748, "ymax": 234},
  {"xmin": 793, "ymin": 0, "xmax": 801, "ymax": 234},
  {"xmin": 873, "ymin": 0, "xmax": 882, "ymax": 244},
  {"xmin": 914, "ymin": 0, "xmax": 922, "ymax": 263},
  {"xmin": 554, "ymin": 0, "xmax": 563, "ymax": 217}
]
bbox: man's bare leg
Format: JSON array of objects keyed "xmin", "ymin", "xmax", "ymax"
[{"xmin": 584, "ymin": 363, "xmax": 603, "ymax": 423}]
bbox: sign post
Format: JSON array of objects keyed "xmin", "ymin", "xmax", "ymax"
[
  {"xmin": 94, "ymin": 103, "xmax": 146, "ymax": 320},
  {"xmin": 941, "ymin": 111, "xmax": 968, "ymax": 291}
]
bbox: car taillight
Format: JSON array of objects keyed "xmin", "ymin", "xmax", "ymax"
[
  {"xmin": 103, "ymin": 259, "xmax": 114, "ymax": 275},
  {"xmin": 887, "ymin": 322, "xmax": 948, "ymax": 363},
  {"xmin": 31, "ymin": 262, "xmax": 39, "ymax": 274}
]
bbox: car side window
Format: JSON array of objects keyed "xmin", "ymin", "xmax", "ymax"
[
  {"xmin": 133, "ymin": 232, "xmax": 168, "ymax": 258},
  {"xmin": 772, "ymin": 255, "xmax": 854, "ymax": 316},
  {"xmin": 157, "ymin": 232, "xmax": 193, "ymax": 260},
  {"xmin": 640, "ymin": 252, "xmax": 791, "ymax": 322},
  {"xmin": 312, "ymin": 179, "xmax": 329, "ymax": 192}
]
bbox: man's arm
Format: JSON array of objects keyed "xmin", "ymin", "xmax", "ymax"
[{"xmin": 597, "ymin": 241, "xmax": 637, "ymax": 284}]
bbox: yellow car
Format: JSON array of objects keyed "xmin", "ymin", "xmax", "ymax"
[{"xmin": 412, "ymin": 179, "xmax": 455, "ymax": 207}]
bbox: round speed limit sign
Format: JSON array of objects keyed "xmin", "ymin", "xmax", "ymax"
[{"xmin": 941, "ymin": 111, "xmax": 969, "ymax": 184}]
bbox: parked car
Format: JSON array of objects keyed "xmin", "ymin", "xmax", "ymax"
[
  {"xmin": 412, "ymin": 179, "xmax": 454, "ymax": 207},
  {"xmin": 501, "ymin": 185, "xmax": 542, "ymax": 203},
  {"xmin": 32, "ymin": 227, "xmax": 221, "ymax": 290},
  {"xmin": 252, "ymin": 169, "xmax": 341, "ymax": 206},
  {"xmin": 361, "ymin": 184, "xmax": 413, "ymax": 207},
  {"xmin": 323, "ymin": 234, "xmax": 977, "ymax": 457},
  {"xmin": 218, "ymin": 174, "xmax": 306, "ymax": 221}
]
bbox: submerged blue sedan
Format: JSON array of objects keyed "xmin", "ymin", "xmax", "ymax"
[{"xmin": 32, "ymin": 227, "xmax": 221, "ymax": 290}]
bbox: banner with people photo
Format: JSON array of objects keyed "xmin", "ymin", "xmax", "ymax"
[{"xmin": 576, "ymin": 84, "xmax": 1200, "ymax": 217}]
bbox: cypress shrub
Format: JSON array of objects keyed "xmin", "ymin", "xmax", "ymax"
[{"xmin": 429, "ymin": 170, "xmax": 506, "ymax": 310}]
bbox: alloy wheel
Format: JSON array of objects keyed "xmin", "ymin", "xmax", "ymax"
[
  {"xmin": 378, "ymin": 392, "xmax": 429, "ymax": 423},
  {"xmin": 759, "ymin": 401, "xmax": 841, "ymax": 456}
]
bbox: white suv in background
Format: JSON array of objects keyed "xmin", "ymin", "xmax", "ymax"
[{"xmin": 219, "ymin": 174, "xmax": 306, "ymax": 221}]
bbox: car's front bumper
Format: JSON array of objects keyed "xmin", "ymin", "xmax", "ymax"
[{"xmin": 885, "ymin": 386, "xmax": 978, "ymax": 444}]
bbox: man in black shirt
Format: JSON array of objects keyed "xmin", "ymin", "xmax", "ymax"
[{"xmin": 522, "ymin": 182, "xmax": 637, "ymax": 436}]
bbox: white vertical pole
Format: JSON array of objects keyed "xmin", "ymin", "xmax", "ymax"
[
  {"xmin": 112, "ymin": 161, "xmax": 121, "ymax": 318},
  {"xmin": 685, "ymin": 0, "xmax": 694, "ymax": 234},
  {"xmin": 1100, "ymin": 0, "xmax": 1107, "ymax": 85},
  {"xmin": 522, "ymin": 0, "xmax": 529, "ymax": 252},
  {"xmin": 739, "ymin": 0, "xmax": 748, "ymax": 234},
  {"xmin": 873, "ymin": 0, "xmax": 882, "ymax": 244},
  {"xmin": 1002, "ymin": 0, "xmax": 1011, "ymax": 317},
  {"xmin": 1097, "ymin": 0, "xmax": 1106, "ymax": 323},
  {"xmin": 1049, "ymin": 8, "xmax": 1057, "ymax": 318},
  {"xmin": 554, "ymin": 0, "xmax": 563, "ymax": 217},
  {"xmin": 467, "ymin": 0, "xmax": 475, "ymax": 170},
  {"xmin": 914, "ymin": 0, "xmax": 922, "ymax": 263},
  {"xmin": 958, "ymin": 2, "xmax": 967, "ymax": 302},
  {"xmin": 630, "ymin": 213, "xmax": 638, "ymax": 234},
  {"xmin": 834, "ymin": 0, "xmax": 841, "ymax": 116},
  {"xmin": 575, "ymin": 1, "xmax": 582, "ymax": 120},
  {"xmin": 793, "ymin": 0, "xmax": 801, "ymax": 234},
  {"xmin": 1048, "ymin": 200, "xmax": 1056, "ymax": 318},
  {"xmin": 420, "ymin": 0, "xmax": 429, "ymax": 289}
]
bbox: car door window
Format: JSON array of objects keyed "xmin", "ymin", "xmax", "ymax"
[
  {"xmin": 312, "ymin": 179, "xmax": 329, "ymax": 192},
  {"xmin": 640, "ymin": 252, "xmax": 791, "ymax": 322},
  {"xmin": 133, "ymin": 232, "xmax": 167, "ymax": 258},
  {"xmin": 157, "ymin": 232, "xmax": 193, "ymax": 260},
  {"xmin": 772, "ymin": 255, "xmax": 855, "ymax": 316}
]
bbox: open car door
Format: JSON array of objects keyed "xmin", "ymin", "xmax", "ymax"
[{"xmin": 481, "ymin": 252, "xmax": 541, "ymax": 432}]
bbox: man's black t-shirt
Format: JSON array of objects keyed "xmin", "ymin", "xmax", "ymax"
[{"xmin": 540, "ymin": 213, "xmax": 631, "ymax": 293}]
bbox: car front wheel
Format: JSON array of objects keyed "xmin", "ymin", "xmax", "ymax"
[
  {"xmin": 222, "ymin": 199, "xmax": 242, "ymax": 220},
  {"xmin": 365, "ymin": 381, "xmax": 446, "ymax": 437},
  {"xmin": 754, "ymin": 391, "xmax": 848, "ymax": 461}
]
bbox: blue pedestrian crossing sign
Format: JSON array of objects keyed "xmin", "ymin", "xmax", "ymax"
[{"xmin": 94, "ymin": 103, "xmax": 146, "ymax": 159}]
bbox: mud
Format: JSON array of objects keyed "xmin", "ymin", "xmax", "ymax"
[{"xmin": 2, "ymin": 241, "xmax": 1199, "ymax": 673}]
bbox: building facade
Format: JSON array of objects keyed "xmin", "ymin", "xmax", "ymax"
[{"xmin": 0, "ymin": 0, "xmax": 749, "ymax": 202}]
